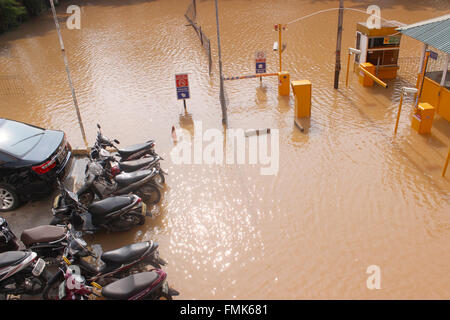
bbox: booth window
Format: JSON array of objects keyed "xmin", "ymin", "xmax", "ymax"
[
  {"xmin": 355, "ymin": 32, "xmax": 361, "ymax": 63},
  {"xmin": 425, "ymin": 70, "xmax": 450, "ymax": 89}
]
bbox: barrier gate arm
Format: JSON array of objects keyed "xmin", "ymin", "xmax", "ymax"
[
  {"xmin": 357, "ymin": 65, "xmax": 388, "ymax": 88},
  {"xmin": 224, "ymin": 73, "xmax": 279, "ymax": 81}
]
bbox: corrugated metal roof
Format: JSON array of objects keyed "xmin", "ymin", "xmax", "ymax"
[{"xmin": 397, "ymin": 14, "xmax": 450, "ymax": 54}]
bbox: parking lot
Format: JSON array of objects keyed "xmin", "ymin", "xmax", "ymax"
[{"xmin": 1, "ymin": 156, "xmax": 88, "ymax": 246}]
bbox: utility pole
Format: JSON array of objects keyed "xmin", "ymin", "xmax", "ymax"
[
  {"xmin": 334, "ymin": 0, "xmax": 344, "ymax": 89},
  {"xmin": 214, "ymin": 0, "xmax": 228, "ymax": 126},
  {"xmin": 49, "ymin": 0, "xmax": 88, "ymax": 147}
]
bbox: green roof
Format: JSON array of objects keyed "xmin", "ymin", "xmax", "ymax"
[{"xmin": 397, "ymin": 14, "xmax": 450, "ymax": 54}]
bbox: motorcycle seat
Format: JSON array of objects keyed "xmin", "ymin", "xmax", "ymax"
[
  {"xmin": 21, "ymin": 225, "xmax": 66, "ymax": 246},
  {"xmin": 115, "ymin": 170, "xmax": 153, "ymax": 186},
  {"xmin": 101, "ymin": 242, "xmax": 151, "ymax": 265},
  {"xmin": 88, "ymin": 196, "xmax": 134, "ymax": 216},
  {"xmin": 102, "ymin": 271, "xmax": 160, "ymax": 300},
  {"xmin": 119, "ymin": 157, "xmax": 157, "ymax": 172},
  {"xmin": 117, "ymin": 141, "xmax": 154, "ymax": 157},
  {"xmin": 0, "ymin": 251, "xmax": 31, "ymax": 268}
]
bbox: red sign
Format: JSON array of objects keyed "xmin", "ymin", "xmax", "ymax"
[{"xmin": 176, "ymin": 74, "xmax": 189, "ymax": 88}]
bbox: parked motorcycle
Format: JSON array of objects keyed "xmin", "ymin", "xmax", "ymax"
[
  {"xmin": 95, "ymin": 123, "xmax": 157, "ymax": 161},
  {"xmin": 51, "ymin": 180, "xmax": 146, "ymax": 233},
  {"xmin": 91, "ymin": 145, "xmax": 166, "ymax": 187},
  {"xmin": 0, "ymin": 217, "xmax": 19, "ymax": 252},
  {"xmin": 76, "ymin": 160, "xmax": 161, "ymax": 206},
  {"xmin": 0, "ymin": 250, "xmax": 47, "ymax": 299},
  {"xmin": 43, "ymin": 233, "xmax": 168, "ymax": 299},
  {"xmin": 46, "ymin": 264, "xmax": 178, "ymax": 300},
  {"xmin": 1, "ymin": 216, "xmax": 69, "ymax": 266}
]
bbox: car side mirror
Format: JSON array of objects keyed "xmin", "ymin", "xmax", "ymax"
[{"xmin": 114, "ymin": 139, "xmax": 120, "ymax": 144}]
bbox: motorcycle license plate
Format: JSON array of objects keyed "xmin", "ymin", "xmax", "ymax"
[
  {"xmin": 59, "ymin": 281, "xmax": 66, "ymax": 300},
  {"xmin": 141, "ymin": 203, "xmax": 147, "ymax": 215},
  {"xmin": 162, "ymin": 281, "xmax": 169, "ymax": 294},
  {"xmin": 32, "ymin": 258, "xmax": 46, "ymax": 276}
]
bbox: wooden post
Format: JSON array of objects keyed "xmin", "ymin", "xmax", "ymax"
[
  {"xmin": 49, "ymin": 0, "xmax": 88, "ymax": 148},
  {"xmin": 334, "ymin": 0, "xmax": 344, "ymax": 89}
]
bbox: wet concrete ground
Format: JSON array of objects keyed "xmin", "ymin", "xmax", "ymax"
[{"xmin": 1, "ymin": 156, "xmax": 88, "ymax": 244}]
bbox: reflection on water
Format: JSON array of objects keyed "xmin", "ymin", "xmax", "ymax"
[{"xmin": 1, "ymin": 0, "xmax": 449, "ymax": 299}]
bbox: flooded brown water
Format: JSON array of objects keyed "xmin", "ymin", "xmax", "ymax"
[{"xmin": 1, "ymin": 0, "xmax": 450, "ymax": 299}]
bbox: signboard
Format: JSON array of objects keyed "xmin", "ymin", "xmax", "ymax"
[
  {"xmin": 175, "ymin": 74, "xmax": 190, "ymax": 100},
  {"xmin": 383, "ymin": 36, "xmax": 401, "ymax": 45},
  {"xmin": 429, "ymin": 50, "xmax": 438, "ymax": 60},
  {"xmin": 255, "ymin": 51, "xmax": 266, "ymax": 74}
]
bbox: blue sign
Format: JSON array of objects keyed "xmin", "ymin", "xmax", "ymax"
[
  {"xmin": 177, "ymin": 87, "xmax": 190, "ymax": 100},
  {"xmin": 175, "ymin": 74, "xmax": 190, "ymax": 100},
  {"xmin": 256, "ymin": 62, "xmax": 266, "ymax": 74},
  {"xmin": 429, "ymin": 50, "xmax": 438, "ymax": 60}
]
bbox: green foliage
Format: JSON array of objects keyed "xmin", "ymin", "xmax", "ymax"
[
  {"xmin": 22, "ymin": 0, "xmax": 49, "ymax": 17},
  {"xmin": 0, "ymin": 0, "xmax": 28, "ymax": 33}
]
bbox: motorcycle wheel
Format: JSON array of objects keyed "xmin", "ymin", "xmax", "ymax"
[
  {"xmin": 42, "ymin": 270, "xmax": 64, "ymax": 300},
  {"xmin": 78, "ymin": 190, "xmax": 95, "ymax": 206},
  {"xmin": 110, "ymin": 212, "xmax": 145, "ymax": 232},
  {"xmin": 138, "ymin": 184, "xmax": 161, "ymax": 205},
  {"xmin": 154, "ymin": 172, "xmax": 165, "ymax": 186}
]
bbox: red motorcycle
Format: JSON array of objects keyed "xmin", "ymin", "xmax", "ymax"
[{"xmin": 52, "ymin": 263, "xmax": 178, "ymax": 300}]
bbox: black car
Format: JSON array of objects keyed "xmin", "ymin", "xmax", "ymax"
[{"xmin": 0, "ymin": 118, "xmax": 72, "ymax": 211}]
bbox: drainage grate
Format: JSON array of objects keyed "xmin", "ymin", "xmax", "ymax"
[{"xmin": 0, "ymin": 75, "xmax": 25, "ymax": 96}]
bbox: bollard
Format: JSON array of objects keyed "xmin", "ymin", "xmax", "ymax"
[
  {"xmin": 278, "ymin": 71, "xmax": 290, "ymax": 96},
  {"xmin": 291, "ymin": 80, "xmax": 311, "ymax": 118},
  {"xmin": 358, "ymin": 62, "xmax": 375, "ymax": 87},
  {"xmin": 411, "ymin": 102, "xmax": 435, "ymax": 134}
]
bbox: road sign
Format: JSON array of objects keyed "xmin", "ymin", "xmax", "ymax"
[
  {"xmin": 255, "ymin": 51, "xmax": 266, "ymax": 74},
  {"xmin": 175, "ymin": 74, "xmax": 190, "ymax": 100}
]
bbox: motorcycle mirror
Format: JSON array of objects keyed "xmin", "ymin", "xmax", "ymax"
[
  {"xmin": 114, "ymin": 139, "xmax": 120, "ymax": 144},
  {"xmin": 97, "ymin": 124, "xmax": 101, "ymax": 129}
]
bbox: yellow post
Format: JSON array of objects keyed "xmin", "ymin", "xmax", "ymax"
[
  {"xmin": 394, "ymin": 92, "xmax": 404, "ymax": 134},
  {"xmin": 345, "ymin": 51, "xmax": 351, "ymax": 87},
  {"xmin": 416, "ymin": 51, "xmax": 430, "ymax": 106},
  {"xmin": 278, "ymin": 71, "xmax": 290, "ymax": 96},
  {"xmin": 291, "ymin": 80, "xmax": 312, "ymax": 118},
  {"xmin": 442, "ymin": 148, "xmax": 450, "ymax": 177},
  {"xmin": 278, "ymin": 24, "xmax": 282, "ymax": 73}
]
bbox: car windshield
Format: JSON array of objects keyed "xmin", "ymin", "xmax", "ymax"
[{"xmin": 0, "ymin": 119, "xmax": 44, "ymax": 158}]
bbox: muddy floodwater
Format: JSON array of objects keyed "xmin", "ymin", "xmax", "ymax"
[{"xmin": 1, "ymin": 0, "xmax": 450, "ymax": 299}]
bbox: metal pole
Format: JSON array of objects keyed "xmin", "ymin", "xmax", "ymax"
[
  {"xmin": 49, "ymin": 0, "xmax": 88, "ymax": 148},
  {"xmin": 416, "ymin": 51, "xmax": 430, "ymax": 107},
  {"xmin": 345, "ymin": 51, "xmax": 351, "ymax": 87},
  {"xmin": 278, "ymin": 24, "xmax": 282, "ymax": 73},
  {"xmin": 394, "ymin": 92, "xmax": 404, "ymax": 134},
  {"xmin": 214, "ymin": 0, "xmax": 228, "ymax": 126},
  {"xmin": 334, "ymin": 0, "xmax": 344, "ymax": 89},
  {"xmin": 193, "ymin": 0, "xmax": 197, "ymax": 21},
  {"xmin": 442, "ymin": 148, "xmax": 450, "ymax": 177}
]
